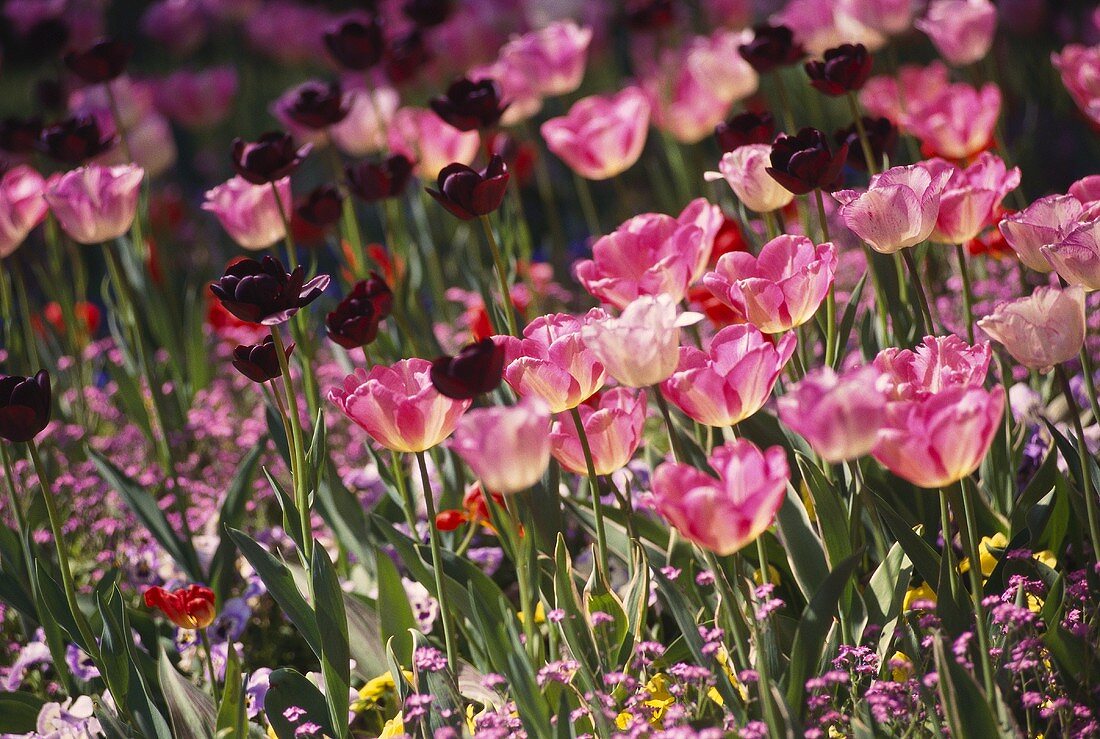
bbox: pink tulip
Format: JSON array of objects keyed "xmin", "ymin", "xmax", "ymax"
[
  {"xmin": 651, "ymin": 439, "xmax": 790, "ymax": 556},
  {"xmin": 501, "ymin": 311, "xmax": 606, "ymax": 413},
  {"xmin": 470, "ymin": 58, "xmax": 543, "ymax": 127},
  {"xmin": 704, "ymin": 144, "xmax": 795, "ymax": 214},
  {"xmin": 920, "ymin": 154, "xmax": 1021, "ymax": 244},
  {"xmin": 550, "ymin": 388, "xmax": 647, "ymax": 475},
  {"xmin": 903, "ymin": 82, "xmax": 1001, "ymax": 160},
  {"xmin": 499, "ymin": 20, "xmax": 593, "ymax": 97},
  {"xmin": 1052, "ymin": 44, "xmax": 1100, "ymax": 127},
  {"xmin": 1069, "ymin": 175, "xmax": 1100, "ymax": 206},
  {"xmin": 450, "ymin": 398, "xmax": 551, "ymax": 494},
  {"xmin": 1041, "ymin": 219, "xmax": 1100, "ymax": 290},
  {"xmin": 872, "ymin": 385, "xmax": 1005, "ymax": 489},
  {"xmin": 155, "ymin": 67, "xmax": 238, "ymax": 129},
  {"xmin": 575, "ymin": 198, "xmax": 723, "ymax": 308},
  {"xmin": 641, "ymin": 31, "xmax": 758, "ymax": 144},
  {"xmin": 703, "ymin": 235, "xmax": 837, "ymax": 334},
  {"xmin": 833, "ymin": 164, "xmax": 952, "ymax": 253},
  {"xmin": 0, "ymin": 166, "xmax": 48, "ymax": 258},
  {"xmin": 98, "ymin": 113, "xmax": 177, "ymax": 179},
  {"xmin": 387, "ymin": 107, "xmax": 480, "ymax": 180},
  {"xmin": 776, "ymin": 0, "xmax": 885, "ymax": 56},
  {"xmin": 778, "ymin": 365, "xmax": 888, "ymax": 462},
  {"xmin": 860, "ymin": 62, "xmax": 951, "ymax": 125},
  {"xmin": 916, "ymin": 0, "xmax": 997, "ymax": 67},
  {"xmin": 329, "ymin": 359, "xmax": 471, "ymax": 454},
  {"xmin": 998, "ymin": 194, "xmax": 1084, "ymax": 273},
  {"xmin": 541, "ymin": 86, "xmax": 651, "ymax": 181},
  {"xmin": 43, "ymin": 165, "xmax": 144, "ymax": 245},
  {"xmin": 661, "ymin": 324, "xmax": 795, "ymax": 427},
  {"xmin": 203, "ymin": 176, "xmax": 290, "ymax": 251},
  {"xmin": 875, "ymin": 334, "xmax": 991, "ymax": 401},
  {"xmin": 839, "ymin": 0, "xmax": 916, "ymax": 36},
  {"xmin": 977, "ymin": 286, "xmax": 1086, "ymax": 371},
  {"xmin": 579, "ymin": 294, "xmax": 702, "ymax": 388},
  {"xmin": 330, "ymin": 86, "xmax": 399, "ymax": 157},
  {"xmin": 702, "ymin": 0, "xmax": 753, "ymax": 28}
]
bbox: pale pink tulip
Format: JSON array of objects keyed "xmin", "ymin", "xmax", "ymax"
[
  {"xmin": 550, "ymin": 388, "xmax": 647, "ymax": 475},
  {"xmin": 329, "ymin": 359, "xmax": 471, "ymax": 454},
  {"xmin": 330, "ymin": 86, "xmax": 399, "ymax": 157},
  {"xmin": 387, "ymin": 107, "xmax": 480, "ymax": 180},
  {"xmin": 541, "ymin": 86, "xmax": 650, "ymax": 181},
  {"xmin": 875, "ymin": 334, "xmax": 991, "ymax": 401},
  {"xmin": 998, "ymin": 195, "xmax": 1084, "ymax": 273},
  {"xmin": 1052, "ymin": 44, "xmax": 1100, "ymax": 127},
  {"xmin": 661, "ymin": 324, "xmax": 795, "ymax": 427},
  {"xmin": 155, "ymin": 67, "xmax": 238, "ymax": 129},
  {"xmin": 921, "ymin": 154, "xmax": 1021, "ymax": 244},
  {"xmin": 1069, "ymin": 175, "xmax": 1100, "ymax": 205},
  {"xmin": 776, "ymin": 0, "xmax": 885, "ymax": 55},
  {"xmin": 977, "ymin": 286, "xmax": 1086, "ymax": 371},
  {"xmin": 470, "ymin": 58, "xmax": 543, "ymax": 127},
  {"xmin": 778, "ymin": 365, "xmax": 887, "ymax": 462},
  {"xmin": 903, "ymin": 82, "xmax": 1001, "ymax": 160},
  {"xmin": 579, "ymin": 295, "xmax": 702, "ymax": 388},
  {"xmin": 916, "ymin": 0, "xmax": 997, "ymax": 67},
  {"xmin": 703, "ymin": 235, "xmax": 837, "ymax": 333},
  {"xmin": 501, "ymin": 311, "xmax": 606, "ymax": 413},
  {"xmin": 575, "ymin": 198, "xmax": 723, "ymax": 308},
  {"xmin": 704, "ymin": 144, "xmax": 795, "ymax": 214},
  {"xmin": 860, "ymin": 62, "xmax": 951, "ymax": 124},
  {"xmin": 839, "ymin": 0, "xmax": 916, "ymax": 36},
  {"xmin": 1041, "ymin": 219, "xmax": 1100, "ymax": 290},
  {"xmin": 44, "ymin": 165, "xmax": 144, "ymax": 245},
  {"xmin": 499, "ymin": 20, "xmax": 592, "ymax": 97},
  {"xmin": 833, "ymin": 164, "xmax": 952, "ymax": 253},
  {"xmin": 203, "ymin": 176, "xmax": 290, "ymax": 251},
  {"xmin": 872, "ymin": 385, "xmax": 1005, "ymax": 488},
  {"xmin": 651, "ymin": 439, "xmax": 790, "ymax": 556},
  {"xmin": 450, "ymin": 398, "xmax": 551, "ymax": 494},
  {"xmin": 0, "ymin": 166, "xmax": 48, "ymax": 258}
]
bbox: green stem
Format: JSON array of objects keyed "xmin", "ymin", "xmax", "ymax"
[
  {"xmin": 955, "ymin": 244, "xmax": 975, "ymax": 344},
  {"xmin": 198, "ymin": 628, "xmax": 221, "ymax": 705},
  {"xmin": 701, "ymin": 549, "xmax": 750, "ymax": 675},
  {"xmin": 938, "ymin": 489, "xmax": 960, "ymax": 605},
  {"xmin": 391, "ymin": 451, "xmax": 420, "ymax": 535},
  {"xmin": 1077, "ymin": 347, "xmax": 1100, "ymax": 428},
  {"xmin": 1055, "ymin": 364, "xmax": 1100, "ymax": 558},
  {"xmin": 950, "ymin": 481, "xmax": 998, "ymax": 702},
  {"xmin": 763, "ymin": 210, "xmax": 780, "ymax": 241},
  {"xmin": 815, "ymin": 190, "xmax": 837, "ymax": 367},
  {"xmin": 573, "ymin": 172, "xmax": 601, "ymax": 238},
  {"xmin": 506, "ymin": 495, "xmax": 538, "ymax": 659},
  {"xmin": 414, "ymin": 450, "xmax": 458, "ymax": 667},
  {"xmin": 271, "ymin": 327, "xmax": 312, "ymax": 563},
  {"xmin": 479, "ymin": 215, "xmax": 519, "ymax": 336},
  {"xmin": 8, "ymin": 262, "xmax": 40, "ymax": 373},
  {"xmin": 901, "ymin": 249, "xmax": 935, "ymax": 336},
  {"xmin": 772, "ymin": 70, "xmax": 797, "ymax": 133},
  {"xmin": 846, "ymin": 92, "xmax": 878, "ymax": 175},
  {"xmin": 570, "ymin": 407, "xmax": 610, "ymax": 576},
  {"xmin": 651, "ymin": 386, "xmax": 685, "ymax": 463}
]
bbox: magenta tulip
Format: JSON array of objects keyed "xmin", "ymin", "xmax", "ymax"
[
  {"xmin": 833, "ymin": 164, "xmax": 951, "ymax": 253},
  {"xmin": 874, "ymin": 334, "xmax": 991, "ymax": 401},
  {"xmin": 916, "ymin": 0, "xmax": 997, "ymax": 67},
  {"xmin": 778, "ymin": 365, "xmax": 887, "ymax": 462},
  {"xmin": 904, "ymin": 82, "xmax": 1001, "ymax": 161},
  {"xmin": 329, "ymin": 359, "xmax": 471, "ymax": 453},
  {"xmin": 652, "ymin": 439, "xmax": 790, "ymax": 556},
  {"xmin": 1052, "ymin": 44, "xmax": 1100, "ymax": 127},
  {"xmin": 873, "ymin": 385, "xmax": 1004, "ymax": 489},
  {"xmin": 387, "ymin": 107, "xmax": 480, "ymax": 180},
  {"xmin": 450, "ymin": 398, "xmax": 551, "ymax": 494},
  {"xmin": 1041, "ymin": 219, "xmax": 1100, "ymax": 290},
  {"xmin": 998, "ymin": 194, "xmax": 1084, "ymax": 273},
  {"xmin": 541, "ymin": 87, "xmax": 651, "ymax": 181},
  {"xmin": 203, "ymin": 176, "xmax": 290, "ymax": 251},
  {"xmin": 977, "ymin": 286, "xmax": 1086, "ymax": 371},
  {"xmin": 550, "ymin": 388, "xmax": 647, "ymax": 476},
  {"xmin": 661, "ymin": 323, "xmax": 795, "ymax": 428},
  {"xmin": 499, "ymin": 20, "xmax": 592, "ymax": 97},
  {"xmin": 703, "ymin": 234, "xmax": 837, "ymax": 334},
  {"xmin": 501, "ymin": 311, "xmax": 606, "ymax": 414},
  {"xmin": 921, "ymin": 154, "xmax": 1021, "ymax": 245},
  {"xmin": 330, "ymin": 86, "xmax": 399, "ymax": 157},
  {"xmin": 44, "ymin": 164, "xmax": 144, "ymax": 245},
  {"xmin": 0, "ymin": 166, "xmax": 48, "ymax": 258},
  {"xmin": 155, "ymin": 66, "xmax": 238, "ymax": 130}
]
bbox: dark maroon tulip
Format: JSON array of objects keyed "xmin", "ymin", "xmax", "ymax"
[
  {"xmin": 384, "ymin": 31, "xmax": 433, "ymax": 85},
  {"xmin": 430, "ymin": 338, "xmax": 505, "ymax": 400},
  {"xmin": 402, "ymin": 0, "xmax": 453, "ymax": 27},
  {"xmin": 805, "ymin": 44, "xmax": 873, "ymax": 96},
  {"xmin": 209, "ymin": 255, "xmax": 330, "ymax": 326},
  {"xmin": 281, "ymin": 80, "xmax": 349, "ymax": 130},
  {"xmin": 231, "ymin": 132, "xmax": 311, "ymax": 185},
  {"xmin": 430, "ymin": 78, "xmax": 507, "ymax": 132},
  {"xmin": 324, "ymin": 18, "xmax": 385, "ymax": 70},
  {"xmin": 296, "ymin": 185, "xmax": 344, "ymax": 228},
  {"xmin": 325, "ymin": 275, "xmax": 393, "ymax": 349},
  {"xmin": 0, "ymin": 371, "xmax": 51, "ymax": 443},
  {"xmin": 232, "ymin": 337, "xmax": 294, "ymax": 383},
  {"xmin": 345, "ymin": 155, "xmax": 414, "ymax": 203},
  {"xmin": 835, "ymin": 117, "xmax": 897, "ymax": 171},
  {"xmin": 0, "ymin": 117, "xmax": 43, "ymax": 154},
  {"xmin": 35, "ymin": 79, "xmax": 67, "ymax": 112},
  {"xmin": 625, "ymin": 0, "xmax": 675, "ymax": 30},
  {"xmin": 738, "ymin": 24, "xmax": 804, "ymax": 74},
  {"xmin": 22, "ymin": 19, "xmax": 70, "ymax": 62},
  {"xmin": 63, "ymin": 38, "xmax": 133, "ymax": 83},
  {"xmin": 426, "ymin": 156, "xmax": 509, "ymax": 220},
  {"xmin": 715, "ymin": 111, "xmax": 776, "ymax": 153},
  {"xmin": 37, "ymin": 116, "xmax": 114, "ymax": 164},
  {"xmin": 766, "ymin": 128, "xmax": 849, "ymax": 195}
]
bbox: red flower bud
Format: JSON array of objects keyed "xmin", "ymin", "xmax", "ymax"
[{"xmin": 144, "ymin": 585, "xmax": 216, "ymax": 630}]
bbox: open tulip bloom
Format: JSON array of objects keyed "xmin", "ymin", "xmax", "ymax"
[{"xmin": 4, "ymin": 5, "xmax": 1100, "ymax": 738}]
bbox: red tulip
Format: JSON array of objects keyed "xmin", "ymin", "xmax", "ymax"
[{"xmin": 144, "ymin": 585, "xmax": 217, "ymax": 630}]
